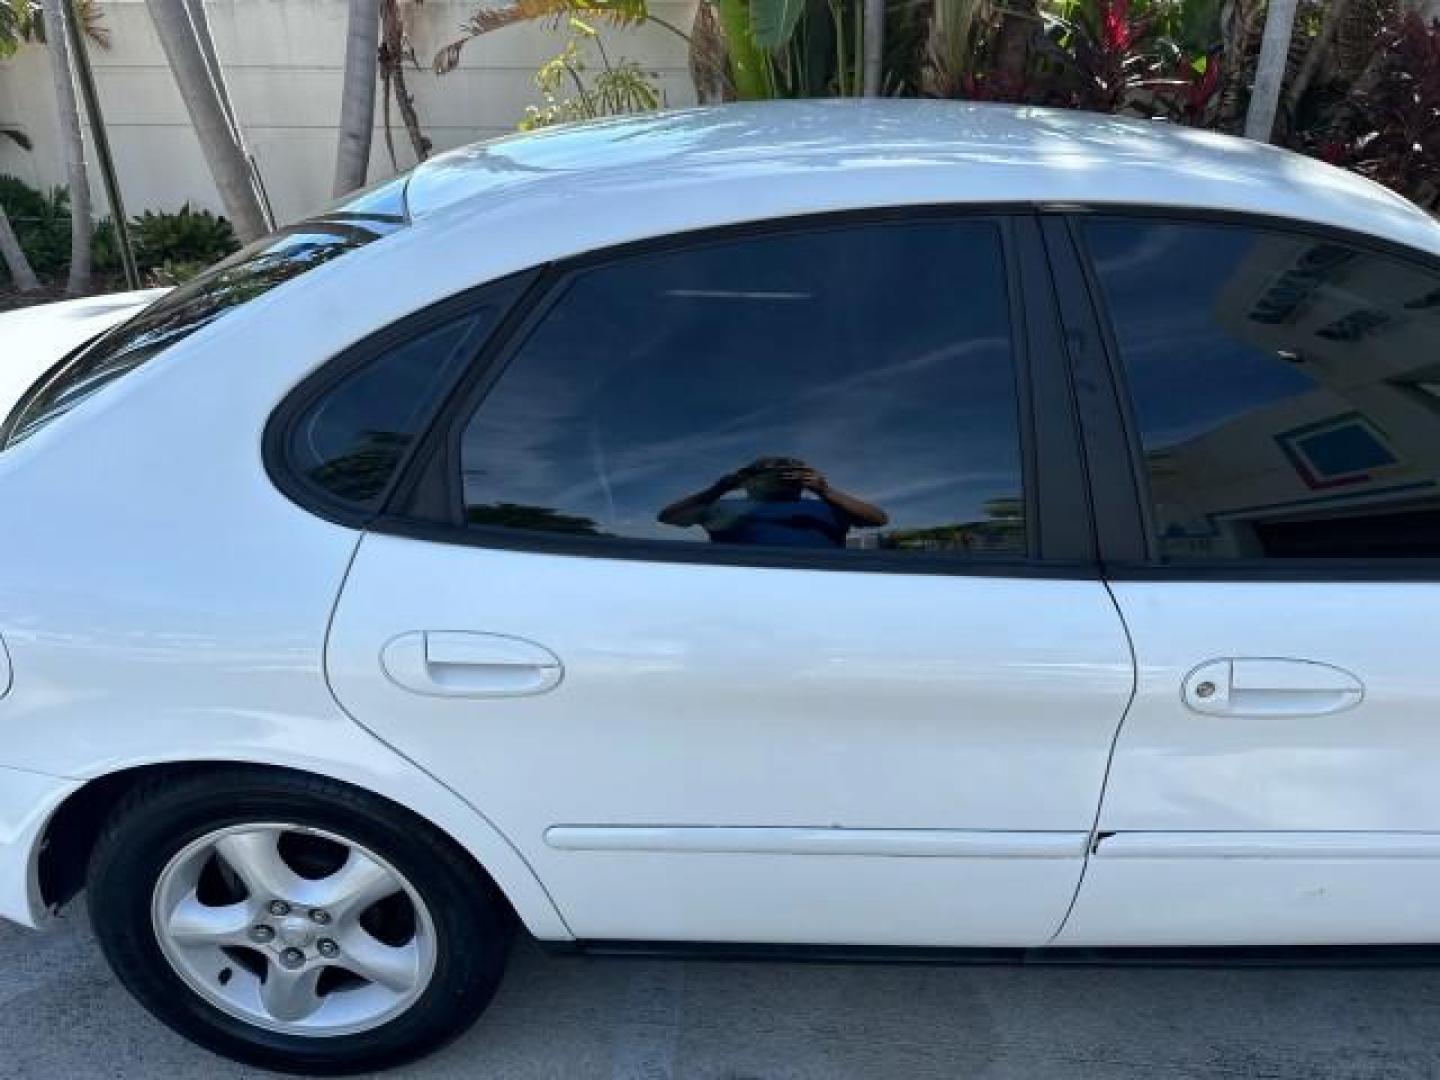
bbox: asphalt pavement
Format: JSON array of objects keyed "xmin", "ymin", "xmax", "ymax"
[{"xmin": 4, "ymin": 908, "xmax": 1440, "ymax": 1079}]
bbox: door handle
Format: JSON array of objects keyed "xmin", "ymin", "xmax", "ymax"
[
  {"xmin": 380, "ymin": 631, "xmax": 563, "ymax": 698},
  {"xmin": 1182, "ymin": 658, "xmax": 1363, "ymax": 718}
]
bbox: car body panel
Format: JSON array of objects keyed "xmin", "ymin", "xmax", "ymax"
[
  {"xmin": 0, "ymin": 765, "xmax": 81, "ymax": 927},
  {"xmin": 0, "ymin": 290, "xmax": 163, "ymax": 419},
  {"xmin": 0, "ymin": 265, "xmax": 570, "ymax": 937},
  {"xmin": 407, "ymin": 102, "xmax": 1440, "ymax": 257},
  {"xmin": 326, "ymin": 535, "xmax": 1134, "ymax": 946},
  {"xmin": 1051, "ymin": 581, "xmax": 1440, "ymax": 945},
  {"xmin": 0, "ymin": 103, "xmax": 1437, "ymax": 950}
]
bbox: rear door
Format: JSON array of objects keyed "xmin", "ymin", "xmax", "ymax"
[
  {"xmin": 1044, "ymin": 213, "xmax": 1440, "ymax": 946},
  {"xmin": 322, "ymin": 213, "xmax": 1136, "ymax": 947}
]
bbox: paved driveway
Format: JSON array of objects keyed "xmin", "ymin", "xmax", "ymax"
[{"xmin": 4, "ymin": 910, "xmax": 1440, "ymax": 1079}]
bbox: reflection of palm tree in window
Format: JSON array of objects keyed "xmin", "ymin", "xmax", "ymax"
[
  {"xmin": 466, "ymin": 502, "xmax": 602, "ymax": 535},
  {"xmin": 878, "ymin": 496, "xmax": 1024, "ymax": 553},
  {"xmin": 307, "ymin": 429, "xmax": 413, "ymax": 503},
  {"xmin": 658, "ymin": 457, "xmax": 888, "ymax": 548}
]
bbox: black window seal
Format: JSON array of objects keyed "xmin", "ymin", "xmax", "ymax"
[
  {"xmin": 1051, "ymin": 203, "xmax": 1440, "ymax": 582},
  {"xmin": 379, "ymin": 204, "xmax": 1099, "ymax": 580},
  {"xmin": 261, "ymin": 268, "xmax": 543, "ymax": 529}
]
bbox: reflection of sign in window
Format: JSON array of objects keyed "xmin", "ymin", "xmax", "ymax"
[
  {"xmin": 1248, "ymin": 243, "xmax": 1355, "ymax": 325},
  {"xmin": 1276, "ymin": 413, "xmax": 1398, "ymax": 490}
]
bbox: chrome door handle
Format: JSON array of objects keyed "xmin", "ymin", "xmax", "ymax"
[
  {"xmin": 1182, "ymin": 658, "xmax": 1363, "ymax": 718},
  {"xmin": 380, "ymin": 631, "xmax": 563, "ymax": 698}
]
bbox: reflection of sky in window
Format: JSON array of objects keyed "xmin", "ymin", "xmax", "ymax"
[
  {"xmin": 1086, "ymin": 220, "xmax": 1315, "ymax": 449},
  {"xmin": 461, "ymin": 223, "xmax": 1023, "ymax": 540}
]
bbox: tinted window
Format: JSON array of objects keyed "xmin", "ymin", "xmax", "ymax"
[
  {"xmin": 458, "ymin": 220, "xmax": 1026, "ymax": 558},
  {"xmin": 285, "ymin": 274, "xmax": 530, "ymax": 509},
  {"xmin": 2, "ymin": 178, "xmax": 408, "ymax": 451},
  {"xmin": 1086, "ymin": 218, "xmax": 1440, "ymax": 560}
]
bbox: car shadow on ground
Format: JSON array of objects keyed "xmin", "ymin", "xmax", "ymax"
[{"xmin": 4, "ymin": 910, "xmax": 1440, "ymax": 1079}]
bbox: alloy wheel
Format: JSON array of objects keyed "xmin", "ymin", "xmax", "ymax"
[{"xmin": 150, "ymin": 822, "xmax": 438, "ymax": 1036}]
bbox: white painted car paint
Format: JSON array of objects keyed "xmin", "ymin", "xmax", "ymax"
[
  {"xmin": 1056, "ymin": 581, "xmax": 1440, "ymax": 946},
  {"xmin": 0, "ymin": 290, "xmax": 162, "ymax": 417},
  {"xmin": 0, "ymin": 766, "xmax": 82, "ymax": 926},
  {"xmin": 406, "ymin": 101, "xmax": 1440, "ymax": 254},
  {"xmin": 326, "ymin": 538, "xmax": 1133, "ymax": 946},
  {"xmin": 0, "ymin": 101, "xmax": 1436, "ymax": 951}
]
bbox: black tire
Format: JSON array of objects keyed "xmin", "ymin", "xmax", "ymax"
[{"xmin": 87, "ymin": 767, "xmax": 514, "ymax": 1075}]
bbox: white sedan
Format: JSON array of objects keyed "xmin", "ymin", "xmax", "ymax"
[{"xmin": 2, "ymin": 100, "xmax": 1439, "ymax": 1073}]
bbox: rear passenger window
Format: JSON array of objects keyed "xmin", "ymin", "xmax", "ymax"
[
  {"xmin": 1085, "ymin": 218, "xmax": 1440, "ymax": 561},
  {"xmin": 456, "ymin": 220, "xmax": 1028, "ymax": 559}
]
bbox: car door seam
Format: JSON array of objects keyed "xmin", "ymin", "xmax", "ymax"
[
  {"xmin": 318, "ymin": 532, "xmax": 577, "ymax": 937},
  {"xmin": 1046, "ymin": 578, "xmax": 1139, "ymax": 944}
]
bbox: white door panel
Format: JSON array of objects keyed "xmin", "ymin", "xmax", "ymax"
[
  {"xmin": 1098, "ymin": 582, "xmax": 1440, "ymax": 833},
  {"xmin": 1060, "ymin": 833, "xmax": 1440, "ymax": 945},
  {"xmin": 327, "ymin": 535, "xmax": 1133, "ymax": 945}
]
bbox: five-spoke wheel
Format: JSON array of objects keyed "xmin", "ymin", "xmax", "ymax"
[
  {"xmin": 88, "ymin": 768, "xmax": 513, "ymax": 1075},
  {"xmin": 151, "ymin": 823, "xmax": 437, "ymax": 1034}
]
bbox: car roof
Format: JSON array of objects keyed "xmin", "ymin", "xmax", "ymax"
[{"xmin": 404, "ymin": 100, "xmax": 1440, "ymax": 257}]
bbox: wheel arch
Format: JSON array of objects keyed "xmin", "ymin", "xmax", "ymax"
[{"xmin": 34, "ymin": 758, "xmax": 572, "ymax": 941}]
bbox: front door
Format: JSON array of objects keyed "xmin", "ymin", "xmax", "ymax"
[
  {"xmin": 327, "ymin": 213, "xmax": 1135, "ymax": 946},
  {"xmin": 1048, "ymin": 213, "xmax": 1440, "ymax": 945}
]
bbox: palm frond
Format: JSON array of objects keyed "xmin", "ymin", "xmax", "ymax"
[
  {"xmin": 925, "ymin": 0, "xmax": 992, "ymax": 96},
  {"xmin": 434, "ymin": 0, "xmax": 647, "ymax": 73}
]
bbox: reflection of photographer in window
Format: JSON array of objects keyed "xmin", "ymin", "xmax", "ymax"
[{"xmin": 658, "ymin": 456, "xmax": 888, "ymax": 548}]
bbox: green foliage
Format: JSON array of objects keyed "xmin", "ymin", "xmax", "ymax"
[
  {"xmin": 435, "ymin": 0, "xmax": 648, "ymax": 73},
  {"xmin": 715, "ymin": 0, "xmax": 775, "ymax": 97},
  {"xmin": 0, "ymin": 175, "xmax": 72, "ymax": 279},
  {"xmin": 518, "ymin": 18, "xmax": 663, "ymax": 130},
  {"xmin": 129, "ymin": 205, "xmax": 239, "ymax": 272},
  {"xmin": 0, "ymin": 175, "xmax": 239, "ymax": 286},
  {"xmin": 0, "ymin": 0, "xmax": 35, "ymax": 57},
  {"xmin": 750, "ymin": 0, "xmax": 806, "ymax": 49}
]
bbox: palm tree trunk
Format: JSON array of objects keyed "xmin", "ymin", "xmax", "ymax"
[
  {"xmin": 186, "ymin": 0, "xmax": 273, "ymax": 229},
  {"xmin": 334, "ymin": 0, "xmax": 381, "ymax": 196},
  {"xmin": 862, "ymin": 0, "xmax": 885, "ymax": 95},
  {"xmin": 0, "ymin": 204, "xmax": 40, "ymax": 292},
  {"xmin": 41, "ymin": 0, "xmax": 90, "ymax": 294},
  {"xmin": 1283, "ymin": 0, "xmax": 1349, "ymax": 120},
  {"xmin": 184, "ymin": 0, "xmax": 237, "ymax": 135},
  {"xmin": 993, "ymin": 0, "xmax": 1037, "ymax": 93},
  {"xmin": 146, "ymin": 0, "xmax": 269, "ymax": 241},
  {"xmin": 379, "ymin": 0, "xmax": 430, "ymax": 162},
  {"xmin": 1244, "ymin": 0, "xmax": 1299, "ymax": 142}
]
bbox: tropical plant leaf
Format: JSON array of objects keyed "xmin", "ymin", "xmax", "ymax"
[
  {"xmin": 0, "ymin": 0, "xmax": 33, "ymax": 54},
  {"xmin": 434, "ymin": 0, "xmax": 647, "ymax": 73},
  {"xmin": 926, "ymin": 0, "xmax": 993, "ymax": 96},
  {"xmin": 749, "ymin": 0, "xmax": 805, "ymax": 49},
  {"xmin": 714, "ymin": 0, "xmax": 772, "ymax": 96}
]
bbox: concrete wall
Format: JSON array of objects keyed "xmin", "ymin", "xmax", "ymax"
[{"xmin": 0, "ymin": 0, "xmax": 698, "ymax": 225}]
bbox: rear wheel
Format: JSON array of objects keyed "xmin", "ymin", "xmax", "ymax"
[{"xmin": 87, "ymin": 768, "xmax": 513, "ymax": 1074}]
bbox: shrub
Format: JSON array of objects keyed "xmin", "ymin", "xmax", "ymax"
[
  {"xmin": 0, "ymin": 177, "xmax": 240, "ymax": 287},
  {"xmin": 0, "ymin": 174, "xmax": 73, "ymax": 280},
  {"xmin": 129, "ymin": 204, "xmax": 239, "ymax": 273},
  {"xmin": 1328, "ymin": 14, "xmax": 1440, "ymax": 210}
]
